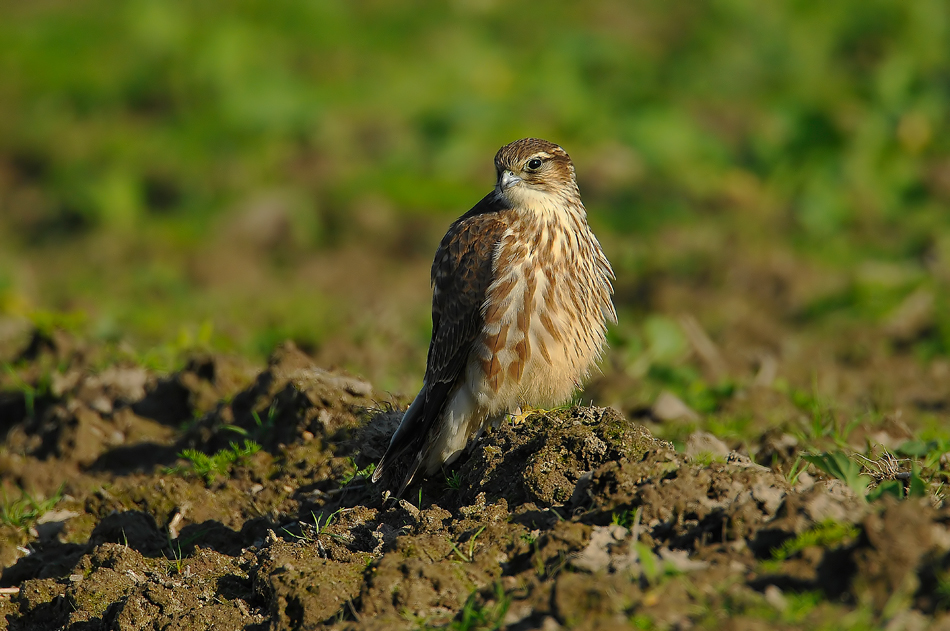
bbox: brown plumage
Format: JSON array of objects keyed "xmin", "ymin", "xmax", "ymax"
[{"xmin": 372, "ymin": 138, "xmax": 616, "ymax": 494}]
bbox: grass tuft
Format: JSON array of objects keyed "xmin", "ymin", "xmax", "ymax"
[
  {"xmin": 0, "ymin": 484, "xmax": 64, "ymax": 529},
  {"xmin": 173, "ymin": 440, "xmax": 261, "ymax": 485}
]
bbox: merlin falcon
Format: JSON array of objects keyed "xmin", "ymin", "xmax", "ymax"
[{"xmin": 372, "ymin": 138, "xmax": 617, "ymax": 493}]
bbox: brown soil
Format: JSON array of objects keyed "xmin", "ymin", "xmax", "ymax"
[{"xmin": 1, "ymin": 332, "xmax": 950, "ymax": 630}]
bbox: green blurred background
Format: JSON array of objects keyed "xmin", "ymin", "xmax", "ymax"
[{"xmin": 1, "ymin": 0, "xmax": 948, "ymax": 398}]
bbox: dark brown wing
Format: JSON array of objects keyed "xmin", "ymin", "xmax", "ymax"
[
  {"xmin": 426, "ymin": 200, "xmax": 509, "ymax": 397},
  {"xmin": 373, "ymin": 192, "xmax": 511, "ymax": 492}
]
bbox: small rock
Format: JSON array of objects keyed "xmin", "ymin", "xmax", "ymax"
[
  {"xmin": 803, "ymin": 480, "xmax": 856, "ymax": 523},
  {"xmin": 764, "ymin": 585, "xmax": 787, "ymax": 611},
  {"xmin": 726, "ymin": 452, "xmax": 770, "ymax": 471},
  {"xmin": 751, "ymin": 481, "xmax": 786, "ymax": 514},
  {"xmin": 372, "ymin": 523, "xmax": 401, "ymax": 556},
  {"xmin": 653, "ymin": 391, "xmax": 701, "ymax": 422},
  {"xmin": 398, "ymin": 499, "xmax": 420, "ymax": 522},
  {"xmin": 883, "ymin": 289, "xmax": 934, "ymax": 342},
  {"xmin": 36, "ymin": 509, "xmax": 80, "ymax": 525},
  {"xmin": 51, "ymin": 370, "xmax": 83, "ymax": 397},
  {"xmin": 33, "ymin": 509, "xmax": 81, "ymax": 540},
  {"xmin": 569, "ymin": 471, "xmax": 593, "ymax": 507},
  {"xmin": 753, "ymin": 354, "xmax": 778, "ymax": 387},
  {"xmin": 932, "ymin": 524, "xmax": 950, "ymax": 551},
  {"xmin": 657, "ymin": 547, "xmax": 709, "ymax": 572},
  {"xmin": 884, "ymin": 609, "xmax": 929, "ymax": 631},
  {"xmin": 540, "ymin": 616, "xmax": 563, "ymax": 631},
  {"xmin": 685, "ymin": 431, "xmax": 730, "ymax": 459},
  {"xmin": 794, "ymin": 470, "xmax": 815, "ymax": 492},
  {"xmin": 571, "ymin": 524, "xmax": 626, "ymax": 573}
]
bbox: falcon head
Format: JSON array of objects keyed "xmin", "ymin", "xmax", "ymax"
[{"xmin": 493, "ymin": 138, "xmax": 579, "ymax": 207}]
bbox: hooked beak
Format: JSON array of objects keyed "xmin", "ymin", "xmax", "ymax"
[{"xmin": 498, "ymin": 170, "xmax": 522, "ymax": 191}]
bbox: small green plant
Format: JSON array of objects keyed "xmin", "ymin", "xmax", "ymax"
[
  {"xmin": 252, "ymin": 400, "xmax": 280, "ymax": 433},
  {"xmin": 166, "ymin": 539, "xmax": 186, "ymax": 575},
  {"xmin": 804, "ymin": 450, "xmax": 930, "ymax": 502},
  {"xmin": 770, "ymin": 520, "xmax": 860, "ymax": 563},
  {"xmin": 283, "ymin": 508, "xmax": 344, "ymax": 542},
  {"xmin": 935, "ymin": 570, "xmax": 950, "ymax": 609},
  {"xmin": 633, "ymin": 541, "xmax": 664, "ymax": 584},
  {"xmin": 865, "ymin": 462, "xmax": 928, "ymax": 502},
  {"xmin": 29, "ymin": 309, "xmax": 87, "ymax": 337},
  {"xmin": 897, "ymin": 438, "xmax": 950, "ymax": 470},
  {"xmin": 449, "ymin": 583, "xmax": 510, "ymax": 631},
  {"xmin": 310, "ymin": 508, "xmax": 342, "ymax": 535},
  {"xmin": 445, "ymin": 469, "xmax": 462, "ymax": 491},
  {"xmin": 785, "ymin": 455, "xmax": 806, "ymax": 486},
  {"xmin": 0, "ymin": 484, "xmax": 64, "ymax": 529},
  {"xmin": 802, "ymin": 452, "xmax": 871, "ymax": 500},
  {"xmin": 227, "ymin": 400, "xmax": 281, "ymax": 439},
  {"xmin": 785, "ymin": 377, "xmax": 860, "ymax": 445},
  {"xmin": 340, "ymin": 459, "xmax": 376, "ymax": 486},
  {"xmin": 176, "ymin": 440, "xmax": 261, "ymax": 485},
  {"xmin": 176, "ymin": 449, "xmax": 229, "ymax": 484},
  {"xmin": 687, "ymin": 451, "xmax": 726, "ymax": 467},
  {"xmin": 2, "ymin": 364, "xmax": 53, "ymax": 420},
  {"xmin": 646, "ymin": 363, "xmax": 735, "ymax": 414},
  {"xmin": 450, "ymin": 525, "xmax": 487, "ymax": 563},
  {"xmin": 611, "ymin": 508, "xmax": 639, "ymax": 530},
  {"xmin": 781, "ymin": 590, "xmax": 824, "ymax": 623}
]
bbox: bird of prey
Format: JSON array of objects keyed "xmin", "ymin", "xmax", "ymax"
[{"xmin": 372, "ymin": 138, "xmax": 617, "ymax": 494}]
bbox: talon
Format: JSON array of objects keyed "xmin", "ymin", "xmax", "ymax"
[{"xmin": 508, "ymin": 406, "xmax": 536, "ymax": 425}]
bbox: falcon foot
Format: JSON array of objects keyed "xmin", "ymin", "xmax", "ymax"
[{"xmin": 508, "ymin": 406, "xmax": 540, "ymax": 425}]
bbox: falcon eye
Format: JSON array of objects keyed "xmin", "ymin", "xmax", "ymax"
[{"xmin": 526, "ymin": 157, "xmax": 543, "ymax": 171}]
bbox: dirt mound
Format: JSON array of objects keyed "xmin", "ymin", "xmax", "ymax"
[{"xmin": 2, "ymin": 337, "xmax": 950, "ymax": 629}]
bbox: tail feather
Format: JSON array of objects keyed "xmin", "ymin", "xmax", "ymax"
[
  {"xmin": 372, "ymin": 380, "xmax": 456, "ymax": 494},
  {"xmin": 371, "ymin": 391, "xmax": 425, "ymax": 485},
  {"xmin": 396, "ymin": 451, "xmax": 426, "ymax": 497}
]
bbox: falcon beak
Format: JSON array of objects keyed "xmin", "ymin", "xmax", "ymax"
[{"xmin": 498, "ymin": 170, "xmax": 522, "ymax": 190}]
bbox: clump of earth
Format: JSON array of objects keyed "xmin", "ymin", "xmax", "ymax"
[{"xmin": 1, "ymin": 329, "xmax": 949, "ymax": 630}]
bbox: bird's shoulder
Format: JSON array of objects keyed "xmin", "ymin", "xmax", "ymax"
[
  {"xmin": 431, "ymin": 191, "xmax": 512, "ymax": 288},
  {"xmin": 425, "ymin": 192, "xmax": 512, "ymax": 383}
]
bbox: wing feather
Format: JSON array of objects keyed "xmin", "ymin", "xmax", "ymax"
[{"xmin": 373, "ymin": 192, "xmax": 511, "ymax": 492}]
